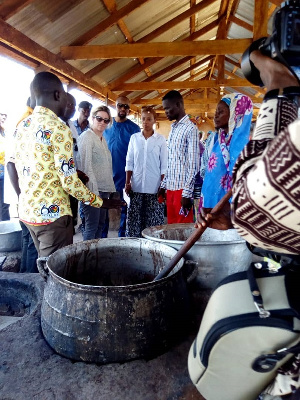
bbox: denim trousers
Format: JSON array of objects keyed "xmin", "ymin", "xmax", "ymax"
[
  {"xmin": 101, "ymin": 190, "xmax": 127, "ymax": 238},
  {"xmin": 81, "ymin": 191, "xmax": 110, "ymax": 241},
  {"xmin": 0, "ymin": 178, "xmax": 10, "ymax": 222},
  {"xmin": 20, "ymin": 221, "xmax": 38, "ymax": 273}
]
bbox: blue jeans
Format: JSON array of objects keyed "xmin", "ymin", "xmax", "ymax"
[
  {"xmin": 81, "ymin": 192, "xmax": 110, "ymax": 241},
  {"xmin": 20, "ymin": 221, "xmax": 38, "ymax": 273},
  {"xmin": 0, "ymin": 178, "xmax": 10, "ymax": 222},
  {"xmin": 101, "ymin": 190, "xmax": 127, "ymax": 238}
]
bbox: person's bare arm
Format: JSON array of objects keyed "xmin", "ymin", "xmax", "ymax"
[
  {"xmin": 125, "ymin": 171, "xmax": 132, "ymax": 195},
  {"xmin": 7, "ymin": 161, "xmax": 20, "ymax": 197}
]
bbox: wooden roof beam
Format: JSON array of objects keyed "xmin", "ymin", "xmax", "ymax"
[
  {"xmin": 108, "ymin": 18, "xmax": 219, "ymax": 91},
  {"xmin": 84, "ymin": 9, "xmax": 219, "ymax": 78},
  {"xmin": 190, "ymin": 0, "xmax": 196, "ymax": 80},
  {"xmin": 0, "ymin": 42, "xmax": 38, "ymax": 68},
  {"xmin": 225, "ymin": 56, "xmax": 241, "ymax": 69},
  {"xmin": 0, "ymin": 0, "xmax": 34, "ymax": 20},
  {"xmin": 102, "ymin": 0, "xmax": 149, "ymax": 80},
  {"xmin": 229, "ymin": 16, "xmax": 252, "ymax": 32},
  {"xmin": 209, "ymin": 0, "xmax": 240, "ymax": 87},
  {"xmin": 219, "ymin": 68, "xmax": 265, "ymax": 95},
  {"xmin": 61, "ymin": 39, "xmax": 252, "ymax": 60},
  {"xmin": 0, "ymin": 18, "xmax": 133, "ymax": 108},
  {"xmin": 70, "ymin": 0, "xmax": 151, "ymax": 46},
  {"xmin": 118, "ymin": 78, "xmax": 257, "ymax": 91},
  {"xmin": 138, "ymin": 0, "xmax": 218, "ymax": 43},
  {"xmin": 253, "ymin": 0, "xmax": 269, "ymax": 40},
  {"xmin": 131, "ymin": 96, "xmax": 262, "ymax": 105},
  {"xmin": 117, "ymin": 56, "xmax": 196, "ymax": 99},
  {"xmin": 113, "ymin": 56, "xmax": 214, "ymax": 91},
  {"xmin": 269, "ymin": 0, "xmax": 281, "ymax": 7},
  {"xmin": 74, "ymin": 0, "xmax": 217, "ymax": 49},
  {"xmin": 124, "ymin": 56, "xmax": 213, "ymax": 103}
]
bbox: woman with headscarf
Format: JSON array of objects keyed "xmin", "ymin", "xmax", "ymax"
[{"xmin": 197, "ymin": 92, "xmax": 253, "ymax": 227}]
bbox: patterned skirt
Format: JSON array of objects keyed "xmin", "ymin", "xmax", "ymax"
[{"xmin": 125, "ymin": 192, "xmax": 165, "ymax": 238}]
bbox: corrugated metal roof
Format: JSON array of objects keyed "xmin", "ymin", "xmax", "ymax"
[{"xmin": 0, "ymin": 0, "xmax": 279, "ymax": 118}]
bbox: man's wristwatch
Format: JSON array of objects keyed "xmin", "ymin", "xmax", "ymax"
[{"xmin": 264, "ymin": 86, "xmax": 300, "ymax": 106}]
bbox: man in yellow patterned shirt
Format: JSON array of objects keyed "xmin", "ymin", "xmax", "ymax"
[{"xmin": 8, "ymin": 72, "xmax": 122, "ymax": 257}]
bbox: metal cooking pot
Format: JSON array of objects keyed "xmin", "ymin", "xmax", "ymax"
[
  {"xmin": 142, "ymin": 224, "xmax": 253, "ymax": 290},
  {"xmin": 0, "ymin": 219, "xmax": 22, "ymax": 252},
  {"xmin": 37, "ymin": 238, "xmax": 191, "ymax": 363}
]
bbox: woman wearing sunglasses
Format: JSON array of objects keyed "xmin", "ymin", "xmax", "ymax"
[{"xmin": 78, "ymin": 106, "xmax": 115, "ymax": 240}]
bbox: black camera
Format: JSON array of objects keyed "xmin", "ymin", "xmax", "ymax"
[{"xmin": 241, "ymin": 0, "xmax": 300, "ymax": 87}]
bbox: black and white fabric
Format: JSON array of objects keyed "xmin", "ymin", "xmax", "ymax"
[
  {"xmin": 126, "ymin": 192, "xmax": 165, "ymax": 238},
  {"xmin": 258, "ymin": 356, "xmax": 300, "ymax": 399},
  {"xmin": 232, "ymin": 98, "xmax": 299, "ymax": 255}
]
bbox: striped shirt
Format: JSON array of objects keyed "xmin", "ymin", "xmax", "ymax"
[{"xmin": 161, "ymin": 115, "xmax": 200, "ymax": 198}]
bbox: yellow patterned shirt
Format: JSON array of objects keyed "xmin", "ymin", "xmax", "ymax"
[
  {"xmin": 0, "ymin": 132, "xmax": 5, "ymax": 179},
  {"xmin": 14, "ymin": 106, "xmax": 102, "ymax": 225}
]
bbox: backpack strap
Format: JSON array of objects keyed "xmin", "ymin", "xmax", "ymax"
[
  {"xmin": 247, "ymin": 262, "xmax": 271, "ymax": 318},
  {"xmin": 252, "ymin": 341, "xmax": 300, "ymax": 373},
  {"xmin": 247, "ymin": 262, "xmax": 300, "ymax": 319}
]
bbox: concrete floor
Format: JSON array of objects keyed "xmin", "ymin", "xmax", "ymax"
[
  {"xmin": 0, "ymin": 215, "xmax": 255, "ymax": 399},
  {"xmin": 0, "ymin": 271, "xmax": 205, "ymax": 400}
]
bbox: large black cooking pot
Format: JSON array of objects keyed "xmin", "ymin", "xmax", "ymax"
[{"xmin": 37, "ymin": 238, "xmax": 191, "ymax": 363}]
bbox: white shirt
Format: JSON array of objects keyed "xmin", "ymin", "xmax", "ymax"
[
  {"xmin": 68, "ymin": 119, "xmax": 81, "ymax": 170},
  {"xmin": 125, "ymin": 131, "xmax": 168, "ymax": 194}
]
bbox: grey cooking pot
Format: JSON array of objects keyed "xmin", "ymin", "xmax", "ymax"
[
  {"xmin": 142, "ymin": 224, "xmax": 253, "ymax": 289},
  {"xmin": 0, "ymin": 219, "xmax": 22, "ymax": 252},
  {"xmin": 37, "ymin": 238, "xmax": 191, "ymax": 364}
]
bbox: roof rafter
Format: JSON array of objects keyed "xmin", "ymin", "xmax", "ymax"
[
  {"xmin": 0, "ymin": 18, "xmax": 129, "ymax": 107},
  {"xmin": 229, "ymin": 15, "xmax": 252, "ymax": 32},
  {"xmin": 108, "ymin": 18, "xmax": 219, "ymax": 92},
  {"xmin": 0, "ymin": 0, "xmax": 34, "ymax": 20},
  {"xmin": 253, "ymin": 0, "xmax": 269, "ymax": 40},
  {"xmin": 61, "ymin": 39, "xmax": 252, "ymax": 60},
  {"xmin": 82, "ymin": 0, "xmax": 218, "ymax": 78},
  {"xmin": 131, "ymin": 96, "xmax": 262, "ymax": 105},
  {"xmin": 70, "ymin": 0, "xmax": 151, "ymax": 46},
  {"xmin": 127, "ymin": 55, "xmax": 213, "ymax": 102},
  {"xmin": 117, "ymin": 78, "xmax": 257, "ymax": 91},
  {"xmin": 102, "ymin": 0, "xmax": 150, "ymax": 78}
]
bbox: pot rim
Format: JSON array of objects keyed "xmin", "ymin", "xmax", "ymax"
[
  {"xmin": 45, "ymin": 238, "xmax": 185, "ymax": 292},
  {"xmin": 142, "ymin": 224, "xmax": 245, "ymax": 246}
]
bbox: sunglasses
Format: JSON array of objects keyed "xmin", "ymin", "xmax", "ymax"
[
  {"xmin": 94, "ymin": 116, "xmax": 110, "ymax": 124},
  {"xmin": 117, "ymin": 103, "xmax": 130, "ymax": 110}
]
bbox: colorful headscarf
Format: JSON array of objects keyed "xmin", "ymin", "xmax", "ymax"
[{"xmin": 200, "ymin": 93, "xmax": 253, "ymax": 208}]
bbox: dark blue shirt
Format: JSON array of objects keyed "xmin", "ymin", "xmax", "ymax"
[
  {"xmin": 104, "ymin": 118, "xmax": 140, "ymax": 192},
  {"xmin": 72, "ymin": 119, "xmax": 90, "ymax": 136}
]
